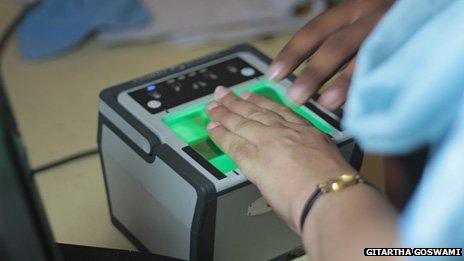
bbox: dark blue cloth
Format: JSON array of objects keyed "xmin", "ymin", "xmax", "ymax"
[{"xmin": 18, "ymin": 0, "xmax": 150, "ymax": 60}]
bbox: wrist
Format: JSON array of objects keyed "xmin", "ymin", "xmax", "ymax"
[
  {"xmin": 288, "ymin": 181, "xmax": 319, "ymax": 232},
  {"xmin": 258, "ymin": 174, "xmax": 318, "ymax": 232},
  {"xmin": 301, "ymin": 182, "xmax": 380, "ymax": 245},
  {"xmin": 288, "ymin": 169, "xmax": 360, "ymax": 234}
]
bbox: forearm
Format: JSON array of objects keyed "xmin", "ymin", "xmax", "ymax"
[{"xmin": 300, "ymin": 184, "xmax": 400, "ymax": 260}]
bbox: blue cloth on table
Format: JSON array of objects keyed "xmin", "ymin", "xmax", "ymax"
[
  {"xmin": 18, "ymin": 0, "xmax": 150, "ymax": 61},
  {"xmin": 343, "ymin": 0, "xmax": 464, "ymax": 257}
]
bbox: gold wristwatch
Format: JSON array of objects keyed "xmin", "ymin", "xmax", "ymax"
[{"xmin": 299, "ymin": 174, "xmax": 372, "ymax": 231}]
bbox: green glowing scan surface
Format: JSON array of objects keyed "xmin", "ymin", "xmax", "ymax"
[{"xmin": 162, "ymin": 81, "xmax": 335, "ymax": 175}]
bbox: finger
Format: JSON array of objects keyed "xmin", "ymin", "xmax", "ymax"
[
  {"xmin": 317, "ymin": 58, "xmax": 356, "ymax": 110},
  {"xmin": 207, "ymin": 122, "xmax": 257, "ymax": 172},
  {"xmin": 267, "ymin": 0, "xmax": 361, "ymax": 81},
  {"xmin": 207, "ymin": 102, "xmax": 270, "ymax": 142},
  {"xmin": 213, "ymin": 86, "xmax": 284, "ymax": 126},
  {"xmin": 240, "ymin": 92, "xmax": 306, "ymax": 124},
  {"xmin": 287, "ymin": 9, "xmax": 385, "ymax": 104},
  {"xmin": 268, "ymin": 0, "xmax": 395, "ymax": 82}
]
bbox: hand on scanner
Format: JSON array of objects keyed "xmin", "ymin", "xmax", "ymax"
[{"xmin": 205, "ymin": 86, "xmax": 356, "ymax": 232}]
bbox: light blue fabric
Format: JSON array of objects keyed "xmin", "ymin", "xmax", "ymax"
[
  {"xmin": 342, "ymin": 0, "xmax": 464, "ymax": 257},
  {"xmin": 18, "ymin": 0, "xmax": 150, "ymax": 61}
]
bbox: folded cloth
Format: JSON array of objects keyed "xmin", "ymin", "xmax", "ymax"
[
  {"xmin": 343, "ymin": 0, "xmax": 464, "ymax": 252},
  {"xmin": 18, "ymin": 0, "xmax": 150, "ymax": 60}
]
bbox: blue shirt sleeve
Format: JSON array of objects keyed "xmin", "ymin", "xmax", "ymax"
[{"xmin": 342, "ymin": 0, "xmax": 464, "ymax": 255}]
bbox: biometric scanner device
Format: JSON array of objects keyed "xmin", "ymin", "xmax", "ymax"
[{"xmin": 98, "ymin": 44, "xmax": 363, "ymax": 261}]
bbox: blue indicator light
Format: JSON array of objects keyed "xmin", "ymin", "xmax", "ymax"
[{"xmin": 146, "ymin": 85, "xmax": 156, "ymax": 92}]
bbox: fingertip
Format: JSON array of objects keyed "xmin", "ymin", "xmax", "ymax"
[
  {"xmin": 317, "ymin": 88, "xmax": 342, "ymax": 110},
  {"xmin": 206, "ymin": 102, "xmax": 219, "ymax": 111},
  {"xmin": 207, "ymin": 121, "xmax": 221, "ymax": 130},
  {"xmin": 287, "ymin": 84, "xmax": 308, "ymax": 105},
  {"xmin": 267, "ymin": 62, "xmax": 286, "ymax": 82},
  {"xmin": 214, "ymin": 86, "xmax": 230, "ymax": 101},
  {"xmin": 240, "ymin": 92, "xmax": 252, "ymax": 100}
]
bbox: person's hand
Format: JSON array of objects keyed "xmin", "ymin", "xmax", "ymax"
[
  {"xmin": 268, "ymin": 0, "xmax": 395, "ymax": 110},
  {"xmin": 205, "ymin": 86, "xmax": 356, "ymax": 232}
]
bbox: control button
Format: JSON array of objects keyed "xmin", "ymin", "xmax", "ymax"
[
  {"xmin": 188, "ymin": 72, "xmax": 197, "ymax": 77},
  {"xmin": 198, "ymin": 81, "xmax": 207, "ymax": 87},
  {"xmin": 146, "ymin": 84, "xmax": 156, "ymax": 92},
  {"xmin": 226, "ymin": 65, "xmax": 238, "ymax": 73},
  {"xmin": 147, "ymin": 100, "xmax": 162, "ymax": 109},
  {"xmin": 167, "ymin": 79, "xmax": 175, "ymax": 84},
  {"xmin": 171, "ymin": 82, "xmax": 182, "ymax": 92},
  {"xmin": 150, "ymin": 91, "xmax": 161, "ymax": 99},
  {"xmin": 199, "ymin": 68, "xmax": 207, "ymax": 73},
  {"xmin": 241, "ymin": 67, "xmax": 256, "ymax": 77},
  {"xmin": 178, "ymin": 75, "xmax": 186, "ymax": 80},
  {"xmin": 204, "ymin": 72, "xmax": 218, "ymax": 80},
  {"xmin": 192, "ymin": 83, "xmax": 200, "ymax": 90}
]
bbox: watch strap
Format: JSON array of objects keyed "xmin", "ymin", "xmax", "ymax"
[
  {"xmin": 299, "ymin": 186, "xmax": 323, "ymax": 231},
  {"xmin": 299, "ymin": 175, "xmax": 375, "ymax": 232}
]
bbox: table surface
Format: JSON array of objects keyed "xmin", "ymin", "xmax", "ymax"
[{"xmin": 1, "ymin": 2, "xmax": 384, "ymax": 257}]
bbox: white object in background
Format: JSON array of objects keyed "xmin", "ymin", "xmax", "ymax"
[{"xmin": 99, "ymin": 0, "xmax": 326, "ymax": 46}]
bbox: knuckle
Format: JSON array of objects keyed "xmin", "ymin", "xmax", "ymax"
[
  {"xmin": 222, "ymin": 94, "xmax": 240, "ymax": 106},
  {"xmin": 290, "ymin": 117, "xmax": 306, "ymax": 125},
  {"xmin": 208, "ymin": 107, "xmax": 221, "ymax": 118},
  {"xmin": 251, "ymin": 111, "xmax": 283, "ymax": 125},
  {"xmin": 324, "ymin": 35, "xmax": 353, "ymax": 56},
  {"xmin": 301, "ymin": 63, "xmax": 325, "ymax": 85},
  {"xmin": 277, "ymin": 106, "xmax": 293, "ymax": 115},
  {"xmin": 227, "ymin": 140, "xmax": 244, "ymax": 156},
  {"xmin": 214, "ymin": 107, "xmax": 229, "ymax": 119},
  {"xmin": 233, "ymin": 118, "xmax": 253, "ymax": 133},
  {"xmin": 286, "ymin": 27, "xmax": 320, "ymax": 54},
  {"xmin": 247, "ymin": 110, "xmax": 269, "ymax": 120},
  {"xmin": 227, "ymin": 99, "xmax": 243, "ymax": 111}
]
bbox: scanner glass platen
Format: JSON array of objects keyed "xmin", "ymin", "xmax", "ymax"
[{"xmin": 162, "ymin": 81, "xmax": 336, "ymax": 177}]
